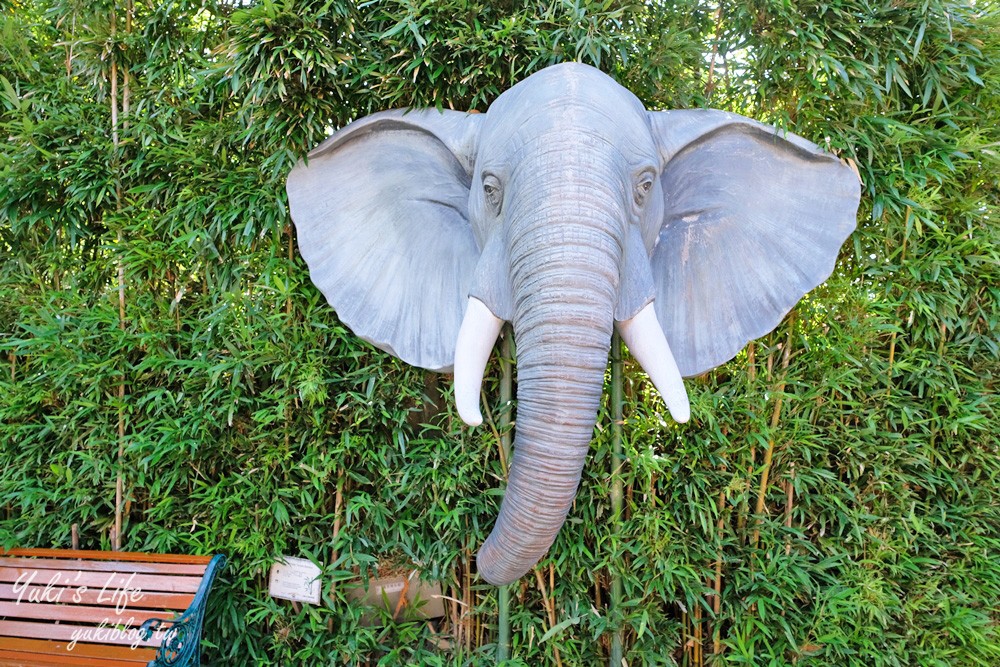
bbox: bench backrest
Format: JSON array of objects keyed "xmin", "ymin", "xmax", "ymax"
[{"xmin": 0, "ymin": 549, "xmax": 216, "ymax": 664}]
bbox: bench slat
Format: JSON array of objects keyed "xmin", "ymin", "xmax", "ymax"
[
  {"xmin": 0, "ymin": 601, "xmax": 177, "ymax": 626},
  {"xmin": 0, "ymin": 647, "xmax": 151, "ymax": 666},
  {"xmin": 1, "ymin": 652, "xmax": 125, "ymax": 666},
  {"xmin": 1, "ymin": 550, "xmax": 225, "ymax": 665},
  {"xmin": 0, "ymin": 621, "xmax": 160, "ymax": 649},
  {"xmin": 0, "ymin": 638, "xmax": 155, "ymax": 662},
  {"xmin": 0, "ymin": 558, "xmax": 206, "ymax": 576},
  {"xmin": 0, "ymin": 584, "xmax": 194, "ymax": 610},
  {"xmin": 0, "ymin": 568, "xmax": 203, "ymax": 594},
  {"xmin": 1, "ymin": 550, "xmax": 210, "ymax": 566}
]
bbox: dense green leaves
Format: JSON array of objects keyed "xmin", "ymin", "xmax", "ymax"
[{"xmin": 1, "ymin": 0, "xmax": 998, "ymax": 665}]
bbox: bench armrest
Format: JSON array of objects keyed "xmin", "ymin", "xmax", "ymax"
[{"xmin": 140, "ymin": 554, "xmax": 226, "ymax": 667}]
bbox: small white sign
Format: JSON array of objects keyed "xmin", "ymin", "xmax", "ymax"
[{"xmin": 268, "ymin": 556, "xmax": 322, "ymax": 604}]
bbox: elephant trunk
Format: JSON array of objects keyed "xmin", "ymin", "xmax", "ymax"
[{"xmin": 476, "ymin": 173, "xmax": 623, "ymax": 585}]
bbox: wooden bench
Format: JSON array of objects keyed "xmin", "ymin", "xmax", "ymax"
[{"xmin": 0, "ymin": 549, "xmax": 225, "ymax": 666}]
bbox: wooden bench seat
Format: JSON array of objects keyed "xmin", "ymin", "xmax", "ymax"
[{"xmin": 0, "ymin": 549, "xmax": 225, "ymax": 667}]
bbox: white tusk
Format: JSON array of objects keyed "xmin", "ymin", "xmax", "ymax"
[
  {"xmin": 454, "ymin": 297, "xmax": 504, "ymax": 426},
  {"xmin": 616, "ymin": 303, "xmax": 690, "ymax": 423}
]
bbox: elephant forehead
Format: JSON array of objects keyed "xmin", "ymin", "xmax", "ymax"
[
  {"xmin": 522, "ymin": 113, "xmax": 655, "ymax": 163},
  {"xmin": 499, "ymin": 62, "xmax": 635, "ymax": 107},
  {"xmin": 485, "ymin": 65, "xmax": 653, "ymax": 159}
]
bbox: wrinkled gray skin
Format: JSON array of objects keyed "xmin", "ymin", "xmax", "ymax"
[{"xmin": 286, "ymin": 63, "xmax": 860, "ymax": 585}]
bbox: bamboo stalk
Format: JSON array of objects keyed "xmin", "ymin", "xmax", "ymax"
[
  {"xmin": 736, "ymin": 445, "xmax": 754, "ymax": 538},
  {"xmin": 475, "ymin": 584, "xmax": 481, "ymax": 651},
  {"xmin": 711, "ymin": 486, "xmax": 726, "ymax": 656},
  {"xmin": 465, "ymin": 548, "xmax": 472, "ymax": 652},
  {"xmin": 681, "ymin": 610, "xmax": 689, "ymax": 664},
  {"xmin": 64, "ymin": 19, "xmax": 73, "ymax": 79},
  {"xmin": 784, "ymin": 464, "xmax": 795, "ymax": 557},
  {"xmin": 286, "ymin": 224, "xmax": 294, "ymax": 316},
  {"xmin": 108, "ymin": 5, "xmax": 124, "ymax": 553},
  {"xmin": 534, "ymin": 567, "xmax": 563, "ymax": 667},
  {"xmin": 737, "ymin": 344, "xmax": 757, "ymax": 539},
  {"xmin": 704, "ymin": 4, "xmax": 724, "ymax": 97},
  {"xmin": 694, "ymin": 602, "xmax": 703, "ymax": 666},
  {"xmin": 326, "ymin": 473, "xmax": 345, "ymax": 631},
  {"xmin": 751, "ymin": 323, "xmax": 795, "ymax": 549},
  {"xmin": 112, "ymin": 438, "xmax": 123, "ymax": 536},
  {"xmin": 496, "ymin": 328, "xmax": 513, "ymax": 661},
  {"xmin": 331, "ymin": 474, "xmax": 344, "ymax": 588},
  {"xmin": 886, "ymin": 330, "xmax": 897, "ymax": 397},
  {"xmin": 123, "ymin": 0, "xmax": 131, "ymax": 120},
  {"xmin": 451, "ymin": 581, "xmax": 462, "ymax": 652},
  {"xmin": 477, "ymin": 607, "xmax": 484, "ymax": 653},
  {"xmin": 109, "ymin": 19, "xmax": 118, "ymax": 146},
  {"xmin": 111, "ymin": 0, "xmax": 135, "ymax": 555},
  {"xmin": 480, "ymin": 397, "xmax": 505, "ymax": 472},
  {"xmin": 610, "ymin": 332, "xmax": 624, "ymax": 666},
  {"xmin": 626, "ymin": 482, "xmax": 633, "ymax": 519}
]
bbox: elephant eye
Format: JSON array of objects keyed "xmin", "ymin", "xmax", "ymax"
[
  {"xmin": 634, "ymin": 173, "xmax": 655, "ymax": 207},
  {"xmin": 483, "ymin": 174, "xmax": 503, "ymax": 213}
]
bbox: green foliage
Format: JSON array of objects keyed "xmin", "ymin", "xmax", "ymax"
[{"xmin": 1, "ymin": 0, "xmax": 998, "ymax": 665}]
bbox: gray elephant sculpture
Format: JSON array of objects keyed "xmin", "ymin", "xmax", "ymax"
[{"xmin": 286, "ymin": 62, "xmax": 860, "ymax": 586}]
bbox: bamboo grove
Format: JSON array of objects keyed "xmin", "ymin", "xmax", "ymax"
[{"xmin": 1, "ymin": 1, "xmax": 998, "ymax": 665}]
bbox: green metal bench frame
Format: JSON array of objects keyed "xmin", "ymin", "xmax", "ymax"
[{"xmin": 139, "ymin": 554, "xmax": 226, "ymax": 667}]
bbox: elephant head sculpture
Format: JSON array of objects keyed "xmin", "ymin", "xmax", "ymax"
[{"xmin": 286, "ymin": 63, "xmax": 860, "ymax": 585}]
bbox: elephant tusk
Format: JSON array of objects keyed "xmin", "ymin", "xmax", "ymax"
[
  {"xmin": 454, "ymin": 297, "xmax": 504, "ymax": 426},
  {"xmin": 616, "ymin": 303, "xmax": 691, "ymax": 423}
]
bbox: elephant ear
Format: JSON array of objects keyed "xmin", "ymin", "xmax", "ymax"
[
  {"xmin": 647, "ymin": 110, "xmax": 860, "ymax": 377},
  {"xmin": 287, "ymin": 109, "xmax": 483, "ymax": 372}
]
